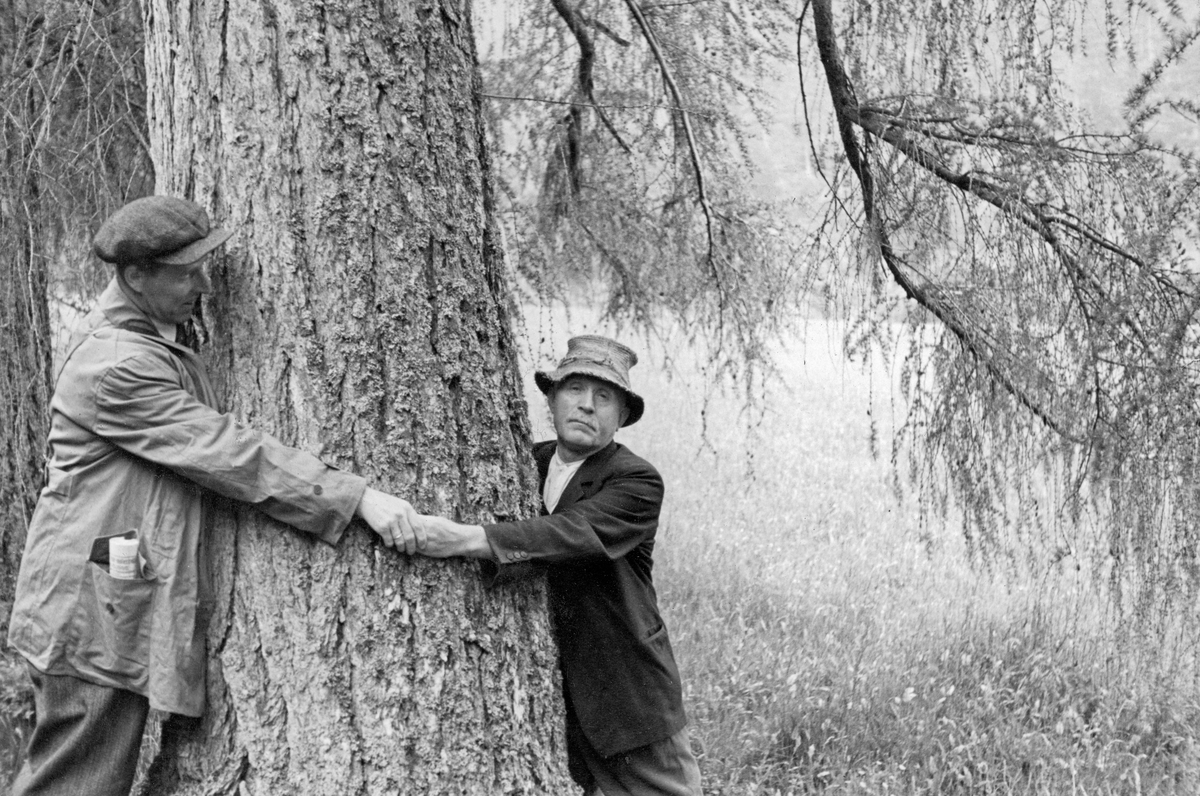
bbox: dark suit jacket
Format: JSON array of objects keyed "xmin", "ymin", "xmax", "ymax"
[{"xmin": 484, "ymin": 440, "xmax": 688, "ymax": 757}]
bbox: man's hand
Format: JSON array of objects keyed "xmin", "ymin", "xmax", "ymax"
[
  {"xmin": 413, "ymin": 514, "xmax": 493, "ymax": 559},
  {"xmin": 355, "ymin": 488, "xmax": 424, "ymax": 553}
]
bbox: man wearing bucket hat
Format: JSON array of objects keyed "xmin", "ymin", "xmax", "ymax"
[
  {"xmin": 8, "ymin": 196, "xmax": 422, "ymax": 796},
  {"xmin": 413, "ymin": 335, "xmax": 702, "ymax": 796}
]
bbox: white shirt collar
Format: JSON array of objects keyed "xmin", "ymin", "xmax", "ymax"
[{"xmin": 543, "ymin": 448, "xmax": 585, "ymax": 513}]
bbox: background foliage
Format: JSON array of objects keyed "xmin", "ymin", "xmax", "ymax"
[
  {"xmin": 480, "ymin": 0, "xmax": 1200, "ymax": 620},
  {"xmin": 478, "ymin": 0, "xmax": 809, "ymax": 385}
]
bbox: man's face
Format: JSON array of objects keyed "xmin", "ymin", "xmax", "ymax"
[
  {"xmin": 125, "ymin": 258, "xmax": 213, "ymax": 325},
  {"xmin": 549, "ymin": 375, "xmax": 630, "ymax": 462}
]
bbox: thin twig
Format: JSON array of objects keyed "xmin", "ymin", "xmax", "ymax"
[
  {"xmin": 549, "ymin": 0, "xmax": 632, "ymax": 172},
  {"xmin": 623, "ymin": 0, "xmax": 723, "ymax": 291},
  {"xmin": 795, "ymin": 0, "xmax": 853, "ymax": 220}
]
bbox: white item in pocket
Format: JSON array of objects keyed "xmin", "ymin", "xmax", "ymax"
[{"xmin": 108, "ymin": 536, "xmax": 140, "ymax": 580}]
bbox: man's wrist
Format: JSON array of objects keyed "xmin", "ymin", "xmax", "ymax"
[
  {"xmin": 463, "ymin": 524, "xmax": 494, "ymax": 559},
  {"xmin": 355, "ymin": 486, "xmax": 380, "ymax": 519}
]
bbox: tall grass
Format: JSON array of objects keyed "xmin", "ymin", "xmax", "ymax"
[{"xmin": 544, "ymin": 318, "xmax": 1200, "ymax": 795}]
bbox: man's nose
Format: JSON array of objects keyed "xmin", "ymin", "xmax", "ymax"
[{"xmin": 577, "ymin": 389, "xmax": 595, "ymax": 411}]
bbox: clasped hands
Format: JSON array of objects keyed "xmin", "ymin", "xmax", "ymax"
[{"xmin": 355, "ymin": 487, "xmax": 491, "ymax": 558}]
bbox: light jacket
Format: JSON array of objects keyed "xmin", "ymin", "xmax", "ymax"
[
  {"xmin": 484, "ymin": 440, "xmax": 687, "ymax": 758},
  {"xmin": 8, "ymin": 279, "xmax": 366, "ymax": 716}
]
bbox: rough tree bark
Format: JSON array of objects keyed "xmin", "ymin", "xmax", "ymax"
[{"xmin": 141, "ymin": 0, "xmax": 571, "ymax": 793}]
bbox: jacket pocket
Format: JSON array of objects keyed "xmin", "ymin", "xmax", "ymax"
[{"xmin": 85, "ymin": 563, "xmax": 156, "ymax": 671}]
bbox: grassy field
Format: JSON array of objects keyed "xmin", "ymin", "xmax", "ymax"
[
  {"xmin": 527, "ymin": 316, "xmax": 1200, "ymax": 795},
  {"xmin": 3, "ymin": 314, "xmax": 1199, "ymax": 793}
]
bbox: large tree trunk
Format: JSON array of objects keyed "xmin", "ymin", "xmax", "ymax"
[{"xmin": 141, "ymin": 1, "xmax": 571, "ymax": 792}]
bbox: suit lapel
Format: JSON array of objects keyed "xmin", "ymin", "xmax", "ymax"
[
  {"xmin": 534, "ymin": 442, "xmax": 556, "ymax": 516},
  {"xmin": 553, "ymin": 441, "xmax": 619, "ymax": 513}
]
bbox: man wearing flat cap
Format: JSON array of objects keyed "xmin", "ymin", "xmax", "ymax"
[
  {"xmin": 8, "ymin": 196, "xmax": 423, "ymax": 796},
  {"xmin": 414, "ymin": 336, "xmax": 702, "ymax": 796}
]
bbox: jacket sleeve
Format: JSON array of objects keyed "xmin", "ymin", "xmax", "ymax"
[
  {"xmin": 89, "ymin": 351, "xmax": 366, "ymax": 545},
  {"xmin": 483, "ymin": 453, "xmax": 663, "ymax": 566}
]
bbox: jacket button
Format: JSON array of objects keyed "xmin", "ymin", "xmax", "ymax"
[
  {"xmin": 105, "ymin": 603, "xmax": 116, "ymax": 615},
  {"xmin": 314, "ymin": 485, "xmax": 324, "ymax": 496}
]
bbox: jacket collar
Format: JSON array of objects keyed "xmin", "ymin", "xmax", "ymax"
[
  {"xmin": 541, "ymin": 440, "xmax": 620, "ymax": 512},
  {"xmin": 92, "ymin": 278, "xmax": 196, "ymax": 355},
  {"xmin": 54, "ymin": 278, "xmax": 216, "ymax": 407},
  {"xmin": 96, "ymin": 277, "xmax": 154, "ymax": 331},
  {"xmin": 57, "ymin": 280, "xmax": 200, "ymax": 384}
]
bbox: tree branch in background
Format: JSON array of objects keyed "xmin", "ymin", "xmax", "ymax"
[
  {"xmin": 805, "ymin": 0, "xmax": 1200, "ymax": 617},
  {"xmin": 480, "ymin": 0, "xmax": 802, "ymax": 383},
  {"xmin": 623, "ymin": 0, "xmax": 723, "ymax": 290},
  {"xmin": 851, "ymin": 105, "xmax": 1179, "ymax": 360},
  {"xmin": 809, "ymin": 0, "xmax": 1081, "ymax": 442},
  {"xmin": 546, "ymin": 0, "xmax": 630, "ymax": 212}
]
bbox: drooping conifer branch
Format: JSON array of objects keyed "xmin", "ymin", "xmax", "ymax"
[
  {"xmin": 623, "ymin": 0, "xmax": 724, "ymax": 292},
  {"xmin": 809, "ymin": 0, "xmax": 1082, "ymax": 442},
  {"xmin": 548, "ymin": 0, "xmax": 631, "ymax": 201}
]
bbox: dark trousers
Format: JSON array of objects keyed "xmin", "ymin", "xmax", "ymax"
[
  {"xmin": 11, "ymin": 665, "xmax": 149, "ymax": 796},
  {"xmin": 567, "ymin": 716, "xmax": 703, "ymax": 796}
]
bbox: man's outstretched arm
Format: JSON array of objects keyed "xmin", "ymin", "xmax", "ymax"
[{"xmin": 411, "ymin": 515, "xmax": 493, "ymax": 559}]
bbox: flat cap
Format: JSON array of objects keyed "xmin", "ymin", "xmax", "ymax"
[{"xmin": 94, "ymin": 196, "xmax": 234, "ymax": 266}]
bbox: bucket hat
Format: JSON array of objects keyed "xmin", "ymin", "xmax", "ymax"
[
  {"xmin": 94, "ymin": 196, "xmax": 234, "ymax": 266},
  {"xmin": 535, "ymin": 335, "xmax": 645, "ymax": 426}
]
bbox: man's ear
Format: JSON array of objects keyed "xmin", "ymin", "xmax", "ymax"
[
  {"xmin": 121, "ymin": 263, "xmax": 148, "ymax": 294},
  {"xmin": 619, "ymin": 404, "xmax": 630, "ymax": 427}
]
